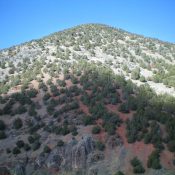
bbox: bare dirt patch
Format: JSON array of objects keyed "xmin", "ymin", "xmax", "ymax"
[{"xmin": 117, "ymin": 124, "xmax": 154, "ymax": 168}]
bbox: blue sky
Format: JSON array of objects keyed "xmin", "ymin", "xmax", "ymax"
[{"xmin": 0, "ymin": 0, "xmax": 175, "ymax": 49}]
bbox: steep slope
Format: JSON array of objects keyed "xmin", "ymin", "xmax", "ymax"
[
  {"xmin": 1, "ymin": 24, "xmax": 175, "ymax": 96},
  {"xmin": 0, "ymin": 24, "xmax": 175, "ymax": 175}
]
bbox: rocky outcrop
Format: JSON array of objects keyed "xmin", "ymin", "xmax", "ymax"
[
  {"xmin": 13, "ymin": 164, "xmax": 25, "ymax": 175},
  {"xmin": 71, "ymin": 135, "xmax": 95, "ymax": 170},
  {"xmin": 45, "ymin": 150, "xmax": 62, "ymax": 169},
  {"xmin": 35, "ymin": 135, "xmax": 95, "ymax": 172},
  {"xmin": 87, "ymin": 152, "xmax": 104, "ymax": 165}
]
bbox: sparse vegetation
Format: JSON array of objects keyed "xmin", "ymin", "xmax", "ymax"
[{"xmin": 0, "ymin": 23, "xmax": 175, "ymax": 174}]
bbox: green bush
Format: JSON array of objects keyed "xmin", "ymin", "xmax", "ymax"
[
  {"xmin": 103, "ymin": 123, "xmax": 116, "ymax": 135},
  {"xmin": 61, "ymin": 125, "xmax": 70, "ymax": 135},
  {"xmin": 12, "ymin": 147, "xmax": 21, "ymax": 155},
  {"xmin": 139, "ymin": 76, "xmax": 146, "ymax": 82},
  {"xmin": 32, "ymin": 141, "xmax": 41, "ymax": 151},
  {"xmin": 43, "ymin": 145, "xmax": 51, "ymax": 153},
  {"xmin": 24, "ymin": 143, "xmax": 31, "ymax": 151},
  {"xmin": 43, "ymin": 93, "xmax": 51, "ymax": 101},
  {"xmin": 133, "ymin": 165, "xmax": 145, "ymax": 174},
  {"xmin": 119, "ymin": 103, "xmax": 129, "ymax": 113},
  {"xmin": 0, "ymin": 131, "xmax": 7, "ymax": 139},
  {"xmin": 57, "ymin": 139, "xmax": 64, "ymax": 147},
  {"xmin": 2, "ymin": 100, "xmax": 14, "ymax": 115},
  {"xmin": 71, "ymin": 127, "xmax": 78, "ymax": 136},
  {"xmin": 15, "ymin": 105, "xmax": 27, "ymax": 114},
  {"xmin": 131, "ymin": 68, "xmax": 140, "ymax": 80},
  {"xmin": 28, "ymin": 135, "xmax": 35, "ymax": 144},
  {"xmin": 9, "ymin": 67, "xmax": 15, "ymax": 74},
  {"xmin": 83, "ymin": 115, "xmax": 94, "ymax": 126},
  {"xmin": 27, "ymin": 89, "xmax": 38, "ymax": 98},
  {"xmin": 92, "ymin": 125, "xmax": 101, "ymax": 134},
  {"xmin": 57, "ymin": 79, "xmax": 66, "ymax": 87},
  {"xmin": 28, "ymin": 106, "xmax": 37, "ymax": 116},
  {"xmin": 0, "ymin": 120, "xmax": 6, "ymax": 130},
  {"xmin": 50, "ymin": 84, "xmax": 60, "ymax": 96},
  {"xmin": 131, "ymin": 157, "xmax": 141, "ymax": 167},
  {"xmin": 13, "ymin": 118, "xmax": 23, "ymax": 129},
  {"xmin": 167, "ymin": 140, "xmax": 175, "ymax": 152},
  {"xmin": 147, "ymin": 150, "xmax": 161, "ymax": 169},
  {"xmin": 130, "ymin": 157, "xmax": 145, "ymax": 174},
  {"xmin": 96, "ymin": 141, "xmax": 105, "ymax": 151},
  {"xmin": 16, "ymin": 140, "xmax": 25, "ymax": 148}
]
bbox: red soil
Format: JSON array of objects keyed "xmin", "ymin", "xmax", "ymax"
[
  {"xmin": 118, "ymin": 111, "xmax": 134, "ymax": 122},
  {"xmin": 106, "ymin": 104, "xmax": 134, "ymax": 121},
  {"xmin": 106, "ymin": 104, "xmax": 118, "ymax": 113},
  {"xmin": 58, "ymin": 74, "xmax": 64, "ymax": 80},
  {"xmin": 30, "ymin": 80, "xmax": 39, "ymax": 89},
  {"xmin": 161, "ymin": 149, "xmax": 175, "ymax": 169},
  {"xmin": 117, "ymin": 124, "xmax": 154, "ymax": 167},
  {"xmin": 8, "ymin": 85, "xmax": 21, "ymax": 95},
  {"xmin": 94, "ymin": 129, "xmax": 107, "ymax": 143},
  {"xmin": 76, "ymin": 95, "xmax": 90, "ymax": 115},
  {"xmin": 78, "ymin": 101, "xmax": 90, "ymax": 115},
  {"xmin": 85, "ymin": 90, "xmax": 92, "ymax": 95},
  {"xmin": 96, "ymin": 118, "xmax": 104, "ymax": 125},
  {"xmin": 65, "ymin": 79, "xmax": 73, "ymax": 88}
]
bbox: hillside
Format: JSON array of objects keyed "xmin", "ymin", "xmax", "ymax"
[{"xmin": 0, "ymin": 24, "xmax": 175, "ymax": 175}]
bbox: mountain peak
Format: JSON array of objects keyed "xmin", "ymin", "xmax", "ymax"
[{"xmin": 0, "ymin": 24, "xmax": 175, "ymax": 175}]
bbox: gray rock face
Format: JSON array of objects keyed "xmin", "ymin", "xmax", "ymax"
[
  {"xmin": 35, "ymin": 136, "xmax": 95, "ymax": 172},
  {"xmin": 35, "ymin": 153, "xmax": 46, "ymax": 168},
  {"xmin": 45, "ymin": 150, "xmax": 62, "ymax": 169},
  {"xmin": 87, "ymin": 152, "xmax": 104, "ymax": 165},
  {"xmin": 60, "ymin": 136, "xmax": 95, "ymax": 171},
  {"xmin": 71, "ymin": 136, "xmax": 95, "ymax": 170},
  {"xmin": 14, "ymin": 164, "xmax": 25, "ymax": 175}
]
